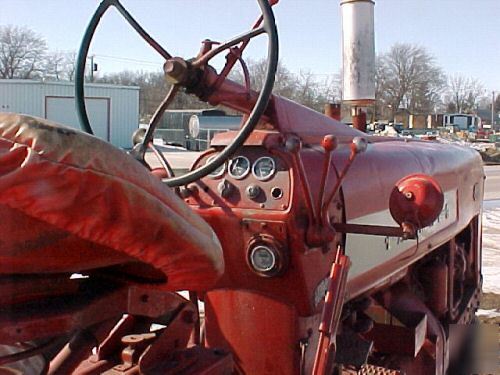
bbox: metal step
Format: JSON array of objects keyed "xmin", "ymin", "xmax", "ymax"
[{"xmin": 342, "ymin": 364, "xmax": 402, "ymax": 375}]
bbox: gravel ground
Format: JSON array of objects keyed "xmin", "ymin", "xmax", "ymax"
[
  {"xmin": 478, "ymin": 199, "xmax": 500, "ymax": 325},
  {"xmin": 478, "ymin": 292, "xmax": 500, "ymax": 324}
]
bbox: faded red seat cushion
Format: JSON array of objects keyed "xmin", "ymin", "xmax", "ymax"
[{"xmin": 0, "ymin": 113, "xmax": 223, "ymax": 291}]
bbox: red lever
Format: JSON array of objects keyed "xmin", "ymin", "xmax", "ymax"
[
  {"xmin": 312, "ymin": 248, "xmax": 351, "ymax": 375},
  {"xmin": 316, "ymin": 135, "xmax": 338, "ymax": 226},
  {"xmin": 322, "ymin": 137, "xmax": 367, "ymax": 221},
  {"xmin": 287, "ymin": 134, "xmax": 339, "ymax": 248},
  {"xmin": 285, "ymin": 135, "xmax": 318, "ymax": 228}
]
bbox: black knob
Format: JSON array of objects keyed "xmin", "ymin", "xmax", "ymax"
[
  {"xmin": 246, "ymin": 184, "xmax": 262, "ymax": 200},
  {"xmin": 217, "ymin": 179, "xmax": 233, "ymax": 198}
]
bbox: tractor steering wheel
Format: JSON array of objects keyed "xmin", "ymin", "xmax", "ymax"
[{"xmin": 75, "ymin": 0, "xmax": 278, "ymax": 188}]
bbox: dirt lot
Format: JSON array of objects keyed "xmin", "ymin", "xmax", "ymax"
[
  {"xmin": 478, "ymin": 293, "xmax": 500, "ymax": 324},
  {"xmin": 480, "ymin": 148, "xmax": 500, "ymax": 164}
]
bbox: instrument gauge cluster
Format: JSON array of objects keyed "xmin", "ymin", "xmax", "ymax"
[
  {"xmin": 207, "ymin": 154, "xmax": 279, "ymax": 183},
  {"xmin": 187, "ymin": 148, "xmax": 290, "ymax": 211}
]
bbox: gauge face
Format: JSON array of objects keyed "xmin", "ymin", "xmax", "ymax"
[
  {"xmin": 188, "ymin": 115, "xmax": 200, "ymax": 138},
  {"xmin": 252, "ymin": 156, "xmax": 276, "ymax": 181},
  {"xmin": 228, "ymin": 156, "xmax": 251, "ymax": 179},
  {"xmin": 206, "ymin": 155, "xmax": 226, "ymax": 178},
  {"xmin": 250, "ymin": 245, "xmax": 276, "ymax": 273}
]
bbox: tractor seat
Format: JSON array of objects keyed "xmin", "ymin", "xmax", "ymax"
[{"xmin": 0, "ymin": 113, "xmax": 223, "ymax": 291}]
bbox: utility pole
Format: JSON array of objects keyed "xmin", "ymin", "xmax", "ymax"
[
  {"xmin": 89, "ymin": 55, "xmax": 94, "ymax": 82},
  {"xmin": 492, "ymin": 91, "xmax": 495, "ymax": 126}
]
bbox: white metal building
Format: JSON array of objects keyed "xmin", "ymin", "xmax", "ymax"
[{"xmin": 0, "ymin": 80, "xmax": 139, "ymax": 148}]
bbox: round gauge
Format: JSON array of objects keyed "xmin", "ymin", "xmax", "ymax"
[
  {"xmin": 252, "ymin": 156, "xmax": 276, "ymax": 181},
  {"xmin": 188, "ymin": 115, "xmax": 200, "ymax": 138},
  {"xmin": 206, "ymin": 155, "xmax": 226, "ymax": 178},
  {"xmin": 250, "ymin": 245, "xmax": 276, "ymax": 273},
  {"xmin": 228, "ymin": 156, "xmax": 251, "ymax": 179}
]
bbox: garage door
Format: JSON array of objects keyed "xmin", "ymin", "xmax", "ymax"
[{"xmin": 45, "ymin": 96, "xmax": 110, "ymax": 141}]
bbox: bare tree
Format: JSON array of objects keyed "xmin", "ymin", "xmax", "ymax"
[
  {"xmin": 0, "ymin": 25, "xmax": 47, "ymax": 79},
  {"xmin": 321, "ymin": 72, "xmax": 342, "ymax": 104},
  {"xmin": 99, "ymin": 59, "xmax": 340, "ymax": 119},
  {"xmin": 63, "ymin": 52, "xmax": 77, "ymax": 81},
  {"xmin": 292, "ymin": 70, "xmax": 341, "ymax": 111},
  {"xmin": 98, "ymin": 70, "xmax": 166, "ymax": 119},
  {"xmin": 97, "ymin": 70, "xmax": 210, "ymax": 121},
  {"xmin": 446, "ymin": 74, "xmax": 484, "ymax": 113},
  {"xmin": 231, "ymin": 58, "xmax": 340, "ymax": 112},
  {"xmin": 232, "ymin": 58, "xmax": 299, "ymax": 98},
  {"xmin": 375, "ymin": 55, "xmax": 391, "ymax": 118},
  {"xmin": 42, "ymin": 51, "xmax": 78, "ymax": 81},
  {"xmin": 376, "ymin": 43, "xmax": 445, "ymax": 119},
  {"xmin": 463, "ymin": 79, "xmax": 484, "ymax": 113},
  {"xmin": 43, "ymin": 52, "xmax": 65, "ymax": 81},
  {"xmin": 293, "ymin": 70, "xmax": 320, "ymax": 109}
]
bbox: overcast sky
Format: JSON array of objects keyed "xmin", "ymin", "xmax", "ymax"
[{"xmin": 1, "ymin": 0, "xmax": 499, "ymax": 91}]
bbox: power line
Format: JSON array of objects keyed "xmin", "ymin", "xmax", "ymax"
[
  {"xmin": 92, "ymin": 53, "xmax": 339, "ymax": 77},
  {"xmin": 93, "ymin": 54, "xmax": 163, "ymax": 66}
]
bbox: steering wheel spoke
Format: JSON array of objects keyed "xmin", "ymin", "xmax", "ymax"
[
  {"xmin": 129, "ymin": 84, "xmax": 179, "ymax": 163},
  {"xmin": 143, "ymin": 85, "xmax": 180, "ymax": 147},
  {"xmin": 76, "ymin": 0, "xmax": 278, "ymax": 188},
  {"xmin": 75, "ymin": 0, "xmax": 174, "ymax": 135},
  {"xmin": 148, "ymin": 142, "xmax": 175, "ymax": 178},
  {"xmin": 112, "ymin": 0, "xmax": 172, "ymax": 60}
]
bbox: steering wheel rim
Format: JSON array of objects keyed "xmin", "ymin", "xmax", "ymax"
[{"xmin": 75, "ymin": 0, "xmax": 278, "ymax": 188}]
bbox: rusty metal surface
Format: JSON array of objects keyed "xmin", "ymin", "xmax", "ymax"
[
  {"xmin": 0, "ymin": 283, "xmax": 188, "ymax": 345},
  {"xmin": 48, "ymin": 329, "xmax": 102, "ymax": 375},
  {"xmin": 324, "ymin": 103, "xmax": 341, "ymax": 121},
  {"xmin": 364, "ymin": 313, "xmax": 427, "ymax": 358},
  {"xmin": 352, "ymin": 111, "xmax": 368, "ymax": 132},
  {"xmin": 204, "ymin": 289, "xmax": 301, "ymax": 374},
  {"xmin": 333, "ymin": 223, "xmax": 407, "ymax": 238},
  {"xmin": 377, "ymin": 283, "xmax": 446, "ymax": 375}
]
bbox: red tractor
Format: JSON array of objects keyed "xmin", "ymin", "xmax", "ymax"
[{"xmin": 0, "ymin": 1, "xmax": 483, "ymax": 374}]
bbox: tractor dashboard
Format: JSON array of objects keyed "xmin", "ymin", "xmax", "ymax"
[
  {"xmin": 183, "ymin": 146, "xmax": 291, "ymax": 211},
  {"xmin": 178, "ymin": 131, "xmax": 345, "ymax": 312}
]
